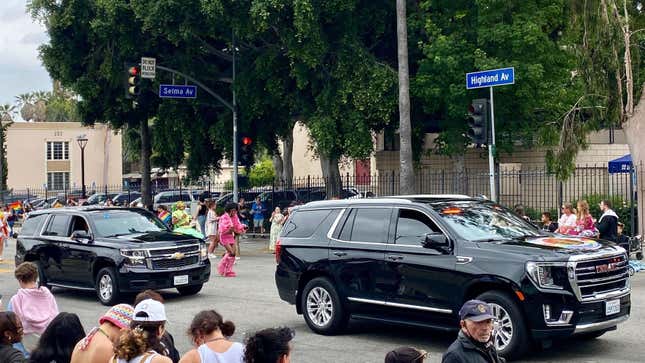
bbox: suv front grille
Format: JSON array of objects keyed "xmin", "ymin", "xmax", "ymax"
[
  {"xmin": 151, "ymin": 256, "xmax": 199, "ymax": 269},
  {"xmin": 145, "ymin": 243, "xmax": 201, "ymax": 270},
  {"xmin": 569, "ymin": 253, "xmax": 629, "ymax": 301}
]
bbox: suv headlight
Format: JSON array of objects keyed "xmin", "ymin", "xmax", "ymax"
[
  {"xmin": 200, "ymin": 243, "xmax": 208, "ymax": 261},
  {"xmin": 526, "ymin": 262, "xmax": 567, "ymax": 290},
  {"xmin": 120, "ymin": 249, "xmax": 148, "ymax": 265}
]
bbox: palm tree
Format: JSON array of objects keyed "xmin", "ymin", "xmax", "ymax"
[
  {"xmin": 396, "ymin": 0, "xmax": 415, "ymax": 194},
  {"xmin": 0, "ymin": 104, "xmax": 14, "ymax": 191},
  {"xmin": 0, "ymin": 104, "xmax": 16, "ymax": 122}
]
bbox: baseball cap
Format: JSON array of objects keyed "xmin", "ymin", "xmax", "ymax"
[
  {"xmin": 459, "ymin": 300, "xmax": 495, "ymax": 322},
  {"xmin": 99, "ymin": 304, "xmax": 134, "ymax": 329},
  {"xmin": 133, "ymin": 299, "xmax": 167, "ymax": 322},
  {"xmin": 384, "ymin": 347, "xmax": 428, "ymax": 363}
]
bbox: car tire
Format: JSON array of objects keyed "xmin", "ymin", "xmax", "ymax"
[
  {"xmin": 477, "ymin": 290, "xmax": 529, "ymax": 360},
  {"xmin": 36, "ymin": 261, "xmax": 50, "ymax": 290},
  {"xmin": 301, "ymin": 277, "xmax": 348, "ymax": 335},
  {"xmin": 177, "ymin": 284, "xmax": 203, "ymax": 296},
  {"xmin": 95, "ymin": 267, "xmax": 120, "ymax": 306}
]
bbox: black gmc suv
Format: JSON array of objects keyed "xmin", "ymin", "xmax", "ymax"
[
  {"xmin": 15, "ymin": 207, "xmax": 211, "ymax": 305},
  {"xmin": 275, "ymin": 196, "xmax": 631, "ymax": 359}
]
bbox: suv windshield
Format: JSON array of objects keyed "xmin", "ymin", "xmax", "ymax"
[
  {"xmin": 89, "ymin": 210, "xmax": 167, "ymax": 237},
  {"xmin": 430, "ymin": 201, "xmax": 542, "ymax": 241}
]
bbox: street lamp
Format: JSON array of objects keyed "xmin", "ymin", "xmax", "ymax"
[{"xmin": 76, "ymin": 135, "xmax": 88, "ymax": 199}]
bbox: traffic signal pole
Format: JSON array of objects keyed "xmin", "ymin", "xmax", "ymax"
[
  {"xmin": 232, "ymin": 31, "xmax": 239, "ymax": 203},
  {"xmin": 488, "ymin": 86, "xmax": 496, "ymax": 202}
]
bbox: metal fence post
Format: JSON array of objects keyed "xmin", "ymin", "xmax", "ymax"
[
  {"xmin": 391, "ymin": 170, "xmax": 395, "ymax": 195},
  {"xmin": 630, "ymin": 165, "xmax": 635, "ymax": 236}
]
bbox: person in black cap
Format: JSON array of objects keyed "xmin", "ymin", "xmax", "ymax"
[
  {"xmin": 384, "ymin": 346, "xmax": 427, "ymax": 363},
  {"xmin": 442, "ymin": 300, "xmax": 505, "ymax": 363}
]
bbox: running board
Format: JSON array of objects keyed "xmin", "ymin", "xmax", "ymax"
[
  {"xmin": 352, "ymin": 314, "xmax": 457, "ymax": 332},
  {"xmin": 49, "ymin": 283, "xmax": 95, "ymax": 291}
]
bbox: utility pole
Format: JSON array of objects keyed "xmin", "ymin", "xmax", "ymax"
[
  {"xmin": 396, "ymin": 0, "xmax": 415, "ymax": 194},
  {"xmin": 232, "ymin": 31, "xmax": 239, "ymax": 203}
]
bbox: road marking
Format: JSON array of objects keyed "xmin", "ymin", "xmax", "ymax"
[{"xmin": 0, "ymin": 268, "xmax": 13, "ymax": 273}]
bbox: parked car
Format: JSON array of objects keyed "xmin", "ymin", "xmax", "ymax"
[
  {"xmin": 215, "ymin": 191, "xmax": 264, "ymax": 208},
  {"xmin": 86, "ymin": 192, "xmax": 120, "ymax": 205},
  {"xmin": 153, "ymin": 190, "xmax": 205, "ymax": 213},
  {"xmin": 275, "ymin": 196, "xmax": 630, "ymax": 359},
  {"xmin": 15, "ymin": 207, "xmax": 211, "ymax": 305},
  {"xmin": 113, "ymin": 191, "xmax": 142, "ymax": 206},
  {"xmin": 256, "ymin": 190, "xmax": 301, "ymax": 217}
]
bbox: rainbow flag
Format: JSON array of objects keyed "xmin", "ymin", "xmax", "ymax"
[{"xmin": 8, "ymin": 201, "xmax": 22, "ymax": 213}]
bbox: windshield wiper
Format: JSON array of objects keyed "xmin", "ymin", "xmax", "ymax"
[{"xmin": 471, "ymin": 237, "xmax": 512, "ymax": 242}]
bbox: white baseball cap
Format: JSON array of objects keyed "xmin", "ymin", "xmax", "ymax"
[{"xmin": 133, "ymin": 299, "xmax": 167, "ymax": 322}]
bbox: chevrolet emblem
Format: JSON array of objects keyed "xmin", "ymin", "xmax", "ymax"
[{"xmin": 170, "ymin": 252, "xmax": 185, "ymax": 260}]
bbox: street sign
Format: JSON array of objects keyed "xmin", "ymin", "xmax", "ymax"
[
  {"xmin": 140, "ymin": 57, "xmax": 156, "ymax": 79},
  {"xmin": 466, "ymin": 67, "xmax": 515, "ymax": 89},
  {"xmin": 159, "ymin": 84, "xmax": 197, "ymax": 98}
]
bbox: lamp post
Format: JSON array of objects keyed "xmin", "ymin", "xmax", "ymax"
[{"xmin": 76, "ymin": 135, "xmax": 88, "ymax": 199}]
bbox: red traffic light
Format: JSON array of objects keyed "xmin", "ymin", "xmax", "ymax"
[
  {"xmin": 128, "ymin": 66, "xmax": 140, "ymax": 76},
  {"xmin": 242, "ymin": 136, "xmax": 253, "ymax": 146}
]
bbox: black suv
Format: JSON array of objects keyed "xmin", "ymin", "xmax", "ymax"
[
  {"xmin": 15, "ymin": 207, "xmax": 211, "ymax": 305},
  {"xmin": 275, "ymin": 196, "xmax": 630, "ymax": 359}
]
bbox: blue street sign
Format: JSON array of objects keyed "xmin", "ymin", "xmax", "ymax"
[
  {"xmin": 466, "ymin": 67, "xmax": 515, "ymax": 89},
  {"xmin": 159, "ymin": 84, "xmax": 197, "ymax": 98}
]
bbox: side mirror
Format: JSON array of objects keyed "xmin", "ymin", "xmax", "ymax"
[
  {"xmin": 71, "ymin": 230, "xmax": 92, "ymax": 242},
  {"xmin": 422, "ymin": 232, "xmax": 450, "ymax": 252}
]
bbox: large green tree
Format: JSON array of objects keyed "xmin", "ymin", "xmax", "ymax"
[{"xmin": 414, "ymin": 0, "xmax": 579, "ymax": 172}]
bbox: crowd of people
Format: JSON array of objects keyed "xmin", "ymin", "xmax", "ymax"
[{"xmin": 1, "ymin": 261, "xmax": 477, "ymax": 363}]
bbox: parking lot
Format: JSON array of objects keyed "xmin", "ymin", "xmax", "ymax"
[{"xmin": 0, "ymin": 238, "xmax": 643, "ymax": 362}]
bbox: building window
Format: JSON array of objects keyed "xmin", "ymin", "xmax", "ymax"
[
  {"xmin": 47, "ymin": 172, "xmax": 70, "ymax": 190},
  {"xmin": 47, "ymin": 141, "xmax": 69, "ymax": 160}
]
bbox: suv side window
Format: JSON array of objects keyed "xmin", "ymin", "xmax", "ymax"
[
  {"xmin": 338, "ymin": 208, "xmax": 391, "ymax": 243},
  {"xmin": 395, "ymin": 209, "xmax": 440, "ymax": 246},
  {"xmin": 43, "ymin": 215, "xmax": 71, "ymax": 236},
  {"xmin": 20, "ymin": 214, "xmax": 47, "ymax": 236},
  {"xmin": 70, "ymin": 216, "xmax": 90, "ymax": 235},
  {"xmin": 282, "ymin": 209, "xmax": 335, "ymax": 238}
]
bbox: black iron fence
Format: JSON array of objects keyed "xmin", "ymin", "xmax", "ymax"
[{"xmin": 3, "ymin": 163, "xmax": 639, "ymax": 233}]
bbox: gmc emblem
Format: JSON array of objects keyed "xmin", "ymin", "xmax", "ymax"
[{"xmin": 596, "ymin": 263, "xmax": 618, "ymax": 273}]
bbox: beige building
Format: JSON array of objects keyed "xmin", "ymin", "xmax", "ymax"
[{"xmin": 6, "ymin": 122, "xmax": 122, "ymax": 190}]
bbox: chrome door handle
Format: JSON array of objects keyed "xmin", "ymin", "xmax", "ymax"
[
  {"xmin": 387, "ymin": 255, "xmax": 404, "ymax": 261},
  {"xmin": 332, "ymin": 251, "xmax": 348, "ymax": 257}
]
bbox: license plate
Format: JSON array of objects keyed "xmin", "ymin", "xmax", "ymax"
[
  {"xmin": 605, "ymin": 299, "xmax": 620, "ymax": 316},
  {"xmin": 174, "ymin": 275, "xmax": 189, "ymax": 286}
]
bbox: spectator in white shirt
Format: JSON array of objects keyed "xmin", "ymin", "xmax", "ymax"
[{"xmin": 556, "ymin": 203, "xmax": 577, "ymax": 234}]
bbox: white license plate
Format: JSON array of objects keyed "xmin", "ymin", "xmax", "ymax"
[
  {"xmin": 174, "ymin": 275, "xmax": 189, "ymax": 286},
  {"xmin": 605, "ymin": 299, "xmax": 620, "ymax": 316}
]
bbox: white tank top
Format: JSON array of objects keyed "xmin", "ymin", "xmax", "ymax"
[
  {"xmin": 113, "ymin": 352, "xmax": 158, "ymax": 363},
  {"xmin": 197, "ymin": 342, "xmax": 244, "ymax": 363}
]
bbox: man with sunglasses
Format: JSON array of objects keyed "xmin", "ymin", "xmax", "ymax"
[{"xmin": 442, "ymin": 300, "xmax": 505, "ymax": 363}]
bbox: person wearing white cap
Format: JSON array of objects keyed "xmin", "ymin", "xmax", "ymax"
[{"xmin": 111, "ymin": 299, "xmax": 172, "ymax": 363}]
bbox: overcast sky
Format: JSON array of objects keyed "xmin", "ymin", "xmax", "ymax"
[{"xmin": 0, "ymin": 1, "xmax": 51, "ymax": 108}]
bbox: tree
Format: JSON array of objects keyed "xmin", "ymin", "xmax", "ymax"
[
  {"xmin": 0, "ymin": 104, "xmax": 15, "ymax": 190},
  {"xmin": 413, "ymin": 1, "xmax": 578, "ymax": 177},
  {"xmin": 397, "ymin": 0, "xmax": 415, "ymax": 194},
  {"xmin": 559, "ymin": 0, "xmax": 645, "ymax": 228}
]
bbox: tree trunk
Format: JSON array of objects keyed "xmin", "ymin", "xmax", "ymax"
[
  {"xmin": 272, "ymin": 150, "xmax": 284, "ymax": 182},
  {"xmin": 453, "ymin": 154, "xmax": 467, "ymax": 194},
  {"xmin": 140, "ymin": 118, "xmax": 152, "ymax": 209},
  {"xmin": 320, "ymin": 154, "xmax": 342, "ymax": 199},
  {"xmin": 0, "ymin": 124, "xmax": 5, "ymax": 193},
  {"xmin": 282, "ymin": 133, "xmax": 294, "ymax": 188},
  {"xmin": 396, "ymin": 0, "xmax": 415, "ymax": 194},
  {"xmin": 622, "ymin": 83, "xmax": 645, "ymax": 234}
]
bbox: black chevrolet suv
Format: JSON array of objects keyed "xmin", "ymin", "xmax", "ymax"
[
  {"xmin": 15, "ymin": 207, "xmax": 211, "ymax": 305},
  {"xmin": 275, "ymin": 196, "xmax": 631, "ymax": 359}
]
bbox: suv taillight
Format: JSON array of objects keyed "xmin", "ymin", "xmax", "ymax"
[{"xmin": 275, "ymin": 239, "xmax": 282, "ymax": 263}]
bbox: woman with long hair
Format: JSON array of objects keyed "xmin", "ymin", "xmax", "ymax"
[
  {"xmin": 0, "ymin": 312, "xmax": 26, "ymax": 363},
  {"xmin": 569, "ymin": 200, "xmax": 597, "ymax": 237},
  {"xmin": 268, "ymin": 207, "xmax": 284, "ymax": 253},
  {"xmin": 179, "ymin": 310, "xmax": 243, "ymax": 363},
  {"xmin": 217, "ymin": 203, "xmax": 247, "ymax": 277},
  {"xmin": 556, "ymin": 203, "xmax": 577, "ymax": 234},
  {"xmin": 29, "ymin": 312, "xmax": 85, "ymax": 363},
  {"xmin": 112, "ymin": 299, "xmax": 172, "ymax": 363}
]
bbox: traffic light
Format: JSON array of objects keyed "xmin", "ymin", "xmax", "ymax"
[
  {"xmin": 240, "ymin": 136, "xmax": 254, "ymax": 167},
  {"xmin": 467, "ymin": 98, "xmax": 489, "ymax": 145},
  {"xmin": 124, "ymin": 63, "xmax": 141, "ymax": 99}
]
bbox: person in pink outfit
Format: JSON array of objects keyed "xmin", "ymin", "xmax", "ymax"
[
  {"xmin": 217, "ymin": 203, "xmax": 247, "ymax": 277},
  {"xmin": 8, "ymin": 262, "xmax": 59, "ymax": 355}
]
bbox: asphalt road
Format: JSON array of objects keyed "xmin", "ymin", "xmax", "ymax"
[{"xmin": 0, "ymin": 238, "xmax": 643, "ymax": 363}]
